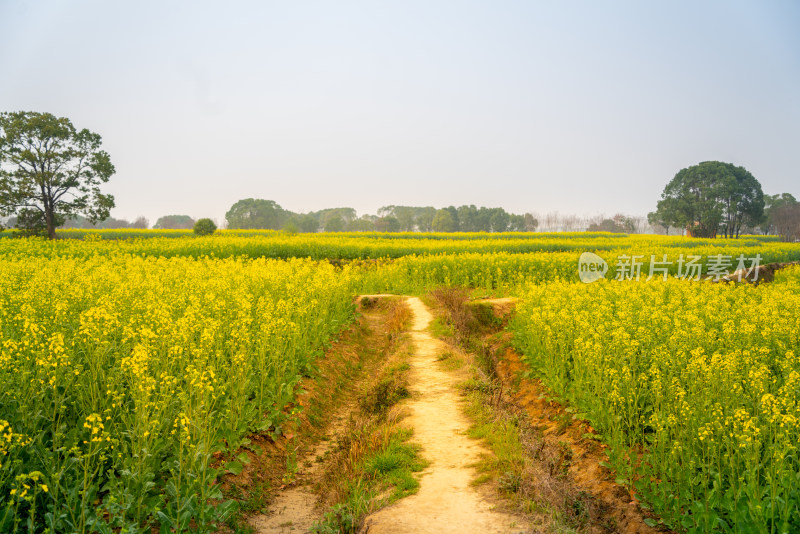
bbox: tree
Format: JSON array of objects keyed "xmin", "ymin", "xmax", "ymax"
[
  {"xmin": 647, "ymin": 206, "xmax": 674, "ymax": 235},
  {"xmin": 60, "ymin": 214, "xmax": 136, "ymax": 229},
  {"xmin": 523, "ymin": 213, "xmax": 538, "ymax": 232},
  {"xmin": 488, "ymin": 208, "xmax": 510, "ymax": 232},
  {"xmin": 508, "ymin": 214, "xmax": 525, "ymax": 231},
  {"xmin": 311, "ymin": 208, "xmax": 357, "ymax": 228},
  {"xmin": 193, "ymin": 218, "xmax": 217, "ymax": 236},
  {"xmin": 324, "ymin": 215, "xmax": 345, "ymax": 232},
  {"xmin": 415, "ymin": 207, "xmax": 436, "ymax": 232},
  {"xmin": 378, "ymin": 206, "xmax": 416, "ymax": 231},
  {"xmin": 374, "ymin": 216, "xmax": 400, "ymax": 232},
  {"xmin": 291, "ymin": 214, "xmax": 319, "ymax": 233},
  {"xmin": 154, "ymin": 215, "xmax": 195, "ymax": 229},
  {"xmin": 347, "ymin": 216, "xmax": 376, "ymax": 232},
  {"xmin": 456, "ymin": 205, "xmax": 479, "ymax": 232},
  {"xmin": 431, "ymin": 209, "xmax": 455, "ymax": 232},
  {"xmin": 654, "ymin": 161, "xmax": 764, "ymax": 238},
  {"xmin": 130, "ymin": 216, "xmax": 149, "ymax": 229},
  {"xmin": 0, "ymin": 111, "xmax": 115, "ymax": 239},
  {"xmin": 762, "ymin": 193, "xmax": 798, "ymax": 235},
  {"xmin": 226, "ymin": 198, "xmax": 288, "ymax": 230},
  {"xmin": 772, "ymin": 204, "xmax": 800, "ymax": 241}
]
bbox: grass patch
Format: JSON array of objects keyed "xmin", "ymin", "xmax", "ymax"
[
  {"xmin": 312, "ymin": 411, "xmax": 426, "ymax": 533},
  {"xmin": 313, "ymin": 301, "xmax": 425, "ymax": 533},
  {"xmin": 359, "ymin": 361, "xmax": 411, "ymax": 415},
  {"xmin": 464, "ymin": 389, "xmax": 525, "ymax": 488},
  {"xmin": 435, "ymin": 350, "xmax": 465, "ymax": 371},
  {"xmin": 428, "ymin": 315, "xmax": 455, "ymax": 339}
]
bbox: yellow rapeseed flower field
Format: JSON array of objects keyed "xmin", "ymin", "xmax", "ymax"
[
  {"xmin": 0, "ymin": 251, "xmax": 356, "ymax": 531},
  {"xmin": 514, "ymin": 266, "xmax": 800, "ymax": 532},
  {"xmin": 0, "ymin": 232, "xmax": 799, "ymax": 532}
]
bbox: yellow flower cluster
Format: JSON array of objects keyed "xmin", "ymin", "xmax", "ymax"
[{"xmin": 0, "ymin": 420, "xmax": 30, "ymax": 472}]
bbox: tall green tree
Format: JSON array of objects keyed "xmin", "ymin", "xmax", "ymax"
[
  {"xmin": 456, "ymin": 205, "xmax": 479, "ymax": 231},
  {"xmin": 415, "ymin": 207, "xmax": 436, "ymax": 232},
  {"xmin": 225, "ymin": 198, "xmax": 288, "ymax": 229},
  {"xmin": 0, "ymin": 111, "xmax": 115, "ymax": 238},
  {"xmin": 488, "ymin": 208, "xmax": 510, "ymax": 232},
  {"xmin": 431, "ymin": 209, "xmax": 456, "ymax": 232},
  {"xmin": 654, "ymin": 161, "xmax": 764, "ymax": 238}
]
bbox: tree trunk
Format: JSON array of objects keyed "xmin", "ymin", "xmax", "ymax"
[{"xmin": 45, "ymin": 205, "xmax": 56, "ymax": 239}]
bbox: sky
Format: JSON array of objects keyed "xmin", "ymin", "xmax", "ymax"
[{"xmin": 1, "ymin": 0, "xmax": 798, "ymax": 225}]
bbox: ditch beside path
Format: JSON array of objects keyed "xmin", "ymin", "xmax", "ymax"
[{"xmin": 361, "ymin": 297, "xmax": 525, "ymax": 534}]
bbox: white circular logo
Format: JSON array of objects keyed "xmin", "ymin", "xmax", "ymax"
[{"xmin": 578, "ymin": 252, "xmax": 608, "ymax": 283}]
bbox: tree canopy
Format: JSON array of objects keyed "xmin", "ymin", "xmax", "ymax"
[
  {"xmin": 431, "ymin": 209, "xmax": 456, "ymax": 232},
  {"xmin": 153, "ymin": 215, "xmax": 195, "ymax": 229},
  {"xmin": 193, "ymin": 218, "xmax": 217, "ymax": 236},
  {"xmin": 0, "ymin": 111, "xmax": 115, "ymax": 238},
  {"xmin": 651, "ymin": 161, "xmax": 764, "ymax": 238},
  {"xmin": 225, "ymin": 198, "xmax": 288, "ymax": 230}
]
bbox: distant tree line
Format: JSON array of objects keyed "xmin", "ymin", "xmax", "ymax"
[
  {"xmin": 61, "ymin": 214, "xmax": 205, "ymax": 230},
  {"xmin": 59, "ymin": 214, "xmax": 150, "ymax": 229},
  {"xmin": 223, "ymin": 199, "xmax": 541, "ymax": 233},
  {"xmin": 1, "ymin": 214, "xmax": 213, "ymax": 231}
]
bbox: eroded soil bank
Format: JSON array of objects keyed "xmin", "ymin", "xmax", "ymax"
[{"xmin": 478, "ymin": 298, "xmax": 664, "ymax": 534}]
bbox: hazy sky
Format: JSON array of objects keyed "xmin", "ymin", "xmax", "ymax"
[{"xmin": 1, "ymin": 1, "xmax": 798, "ymax": 225}]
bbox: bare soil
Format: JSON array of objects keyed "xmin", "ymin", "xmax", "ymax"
[{"xmin": 248, "ymin": 426, "xmax": 341, "ymax": 533}]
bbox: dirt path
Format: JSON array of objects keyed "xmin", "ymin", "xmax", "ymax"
[
  {"xmin": 248, "ymin": 411, "xmax": 344, "ymax": 533},
  {"xmin": 361, "ymin": 297, "xmax": 524, "ymax": 534}
]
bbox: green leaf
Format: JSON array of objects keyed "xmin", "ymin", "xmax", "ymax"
[{"xmin": 225, "ymin": 461, "xmax": 244, "ymax": 475}]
